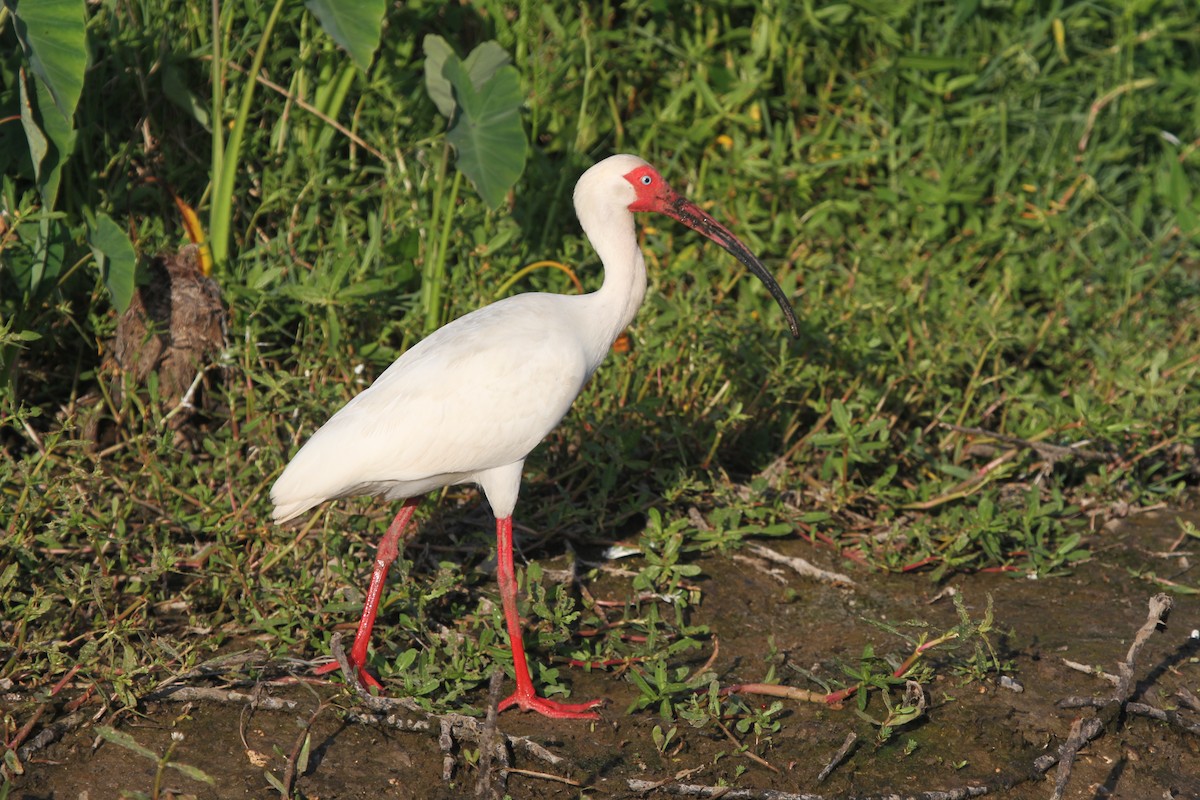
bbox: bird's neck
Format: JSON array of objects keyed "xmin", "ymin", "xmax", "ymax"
[{"xmin": 582, "ymin": 208, "xmax": 648, "ymax": 360}]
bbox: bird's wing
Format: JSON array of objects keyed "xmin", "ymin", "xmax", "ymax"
[{"xmin": 270, "ymin": 295, "xmax": 594, "ymax": 521}]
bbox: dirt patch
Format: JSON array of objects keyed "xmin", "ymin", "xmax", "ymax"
[{"xmin": 9, "ymin": 510, "xmax": 1199, "ymax": 799}]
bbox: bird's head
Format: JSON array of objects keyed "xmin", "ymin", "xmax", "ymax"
[{"xmin": 576, "ymin": 154, "xmax": 800, "ymax": 338}]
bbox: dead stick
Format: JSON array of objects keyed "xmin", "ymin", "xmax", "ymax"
[
  {"xmin": 941, "ymin": 423, "xmax": 1112, "ymax": 462},
  {"xmin": 325, "ymin": 634, "xmax": 567, "ymax": 771},
  {"xmin": 714, "ymin": 718, "xmax": 779, "ymax": 775},
  {"xmin": 1115, "ymin": 593, "xmax": 1172, "ymax": 702},
  {"xmin": 1041, "ymin": 593, "xmax": 1174, "ymax": 796},
  {"xmin": 1050, "ymin": 716, "xmax": 1104, "ymax": 800},
  {"xmin": 281, "ymin": 701, "xmax": 330, "ymax": 796},
  {"xmin": 144, "ymin": 685, "xmax": 301, "ymax": 711},
  {"xmin": 473, "ymin": 670, "xmax": 508, "ymax": 797},
  {"xmin": 502, "ymin": 767, "xmax": 581, "ymax": 786},
  {"xmin": 626, "ymin": 780, "xmax": 988, "ymax": 798},
  {"xmin": 816, "ymin": 731, "xmax": 857, "ymax": 782}
]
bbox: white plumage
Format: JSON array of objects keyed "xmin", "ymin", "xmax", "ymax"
[
  {"xmin": 272, "ymin": 155, "xmax": 651, "ymax": 524},
  {"xmin": 270, "ymin": 154, "xmax": 798, "ymax": 719}
]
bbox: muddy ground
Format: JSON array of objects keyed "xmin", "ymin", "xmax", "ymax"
[{"xmin": 9, "ymin": 509, "xmax": 1200, "ymax": 799}]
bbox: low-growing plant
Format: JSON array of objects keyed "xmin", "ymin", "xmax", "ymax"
[{"xmin": 0, "ymin": 1, "xmax": 1197, "ymax": 778}]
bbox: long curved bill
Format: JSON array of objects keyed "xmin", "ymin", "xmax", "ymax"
[{"xmin": 662, "ymin": 193, "xmax": 801, "ymax": 339}]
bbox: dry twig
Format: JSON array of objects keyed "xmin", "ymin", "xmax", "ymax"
[
  {"xmin": 1037, "ymin": 593, "xmax": 1176, "ymax": 800},
  {"xmin": 625, "ymin": 780, "xmax": 989, "ymax": 799},
  {"xmin": 746, "ymin": 543, "xmax": 856, "ymax": 587},
  {"xmin": 327, "ymin": 633, "xmax": 567, "ymax": 771},
  {"xmin": 474, "ymin": 670, "xmax": 509, "ymax": 798},
  {"xmin": 815, "ymin": 731, "xmax": 857, "ymax": 783}
]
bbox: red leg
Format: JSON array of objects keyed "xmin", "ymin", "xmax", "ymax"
[
  {"xmin": 316, "ymin": 497, "xmax": 421, "ymax": 689},
  {"xmin": 494, "ymin": 515, "xmax": 604, "ymax": 719}
]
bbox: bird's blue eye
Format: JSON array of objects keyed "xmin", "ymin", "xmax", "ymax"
[{"xmin": 640, "ymin": 175, "xmax": 652, "ymax": 185}]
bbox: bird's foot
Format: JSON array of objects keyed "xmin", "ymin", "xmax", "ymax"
[
  {"xmin": 499, "ymin": 689, "xmax": 604, "ymax": 719},
  {"xmin": 314, "ymin": 658, "xmax": 384, "ymax": 690}
]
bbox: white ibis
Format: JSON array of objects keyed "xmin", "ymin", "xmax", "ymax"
[{"xmin": 271, "ymin": 154, "xmax": 800, "ymax": 719}]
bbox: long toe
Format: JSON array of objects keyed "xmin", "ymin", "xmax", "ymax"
[
  {"xmin": 314, "ymin": 659, "xmax": 384, "ymax": 690},
  {"xmin": 499, "ymin": 692, "xmax": 605, "ymax": 720}
]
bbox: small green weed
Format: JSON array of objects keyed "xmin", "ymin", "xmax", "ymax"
[
  {"xmin": 93, "ymin": 727, "xmax": 214, "ymax": 799},
  {"xmin": 0, "ymin": 0, "xmax": 1196, "ymax": 772}
]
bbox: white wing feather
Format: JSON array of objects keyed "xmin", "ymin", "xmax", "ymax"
[{"xmin": 270, "ymin": 294, "xmax": 596, "ymax": 522}]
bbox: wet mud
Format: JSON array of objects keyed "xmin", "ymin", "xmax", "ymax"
[{"xmin": 10, "ymin": 509, "xmax": 1199, "ymax": 799}]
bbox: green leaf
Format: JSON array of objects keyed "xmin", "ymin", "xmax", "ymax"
[
  {"xmin": 95, "ymin": 726, "xmax": 158, "ymax": 761},
  {"xmin": 831, "ymin": 399, "xmax": 851, "ymax": 430},
  {"xmin": 16, "ymin": 217, "xmax": 69, "ymax": 296},
  {"xmin": 7, "ymin": 0, "xmax": 88, "ymax": 125},
  {"xmin": 0, "ymin": 561, "xmax": 17, "ymax": 589},
  {"xmin": 423, "ymin": 34, "xmax": 458, "ymax": 119},
  {"xmin": 19, "ymin": 69, "xmax": 77, "ymax": 210},
  {"xmin": 168, "ymin": 761, "xmax": 216, "ymax": 784},
  {"xmin": 295, "ymin": 732, "xmax": 311, "ymax": 774},
  {"xmin": 17, "ymin": 71, "xmax": 49, "ymax": 186},
  {"xmin": 462, "ymin": 41, "xmax": 512, "ymax": 90},
  {"xmin": 161, "ymin": 60, "xmax": 210, "ymax": 128},
  {"xmin": 3, "ymin": 746, "xmax": 21, "ymax": 776},
  {"xmin": 263, "ymin": 770, "xmax": 288, "ymax": 794},
  {"xmin": 304, "ymin": 0, "xmax": 386, "ymax": 73},
  {"xmin": 88, "ymin": 214, "xmax": 137, "ymax": 313},
  {"xmin": 444, "ymin": 58, "xmax": 527, "ymax": 209},
  {"xmin": 423, "ymin": 37, "xmax": 513, "ymax": 122}
]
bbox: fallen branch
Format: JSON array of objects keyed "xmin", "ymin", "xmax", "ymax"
[
  {"xmin": 12, "ymin": 708, "xmax": 93, "ymax": 773},
  {"xmin": 145, "ymin": 685, "xmax": 302, "ymax": 711},
  {"xmin": 1036, "ymin": 593, "xmax": 1175, "ymax": 799},
  {"xmin": 1059, "ymin": 658, "xmax": 1118, "ymax": 684},
  {"xmin": 502, "ymin": 766, "xmax": 582, "ymax": 786},
  {"xmin": 625, "ymin": 780, "xmax": 989, "ymax": 799},
  {"xmin": 815, "ymin": 731, "xmax": 857, "ymax": 783},
  {"xmin": 473, "ymin": 670, "xmax": 509, "ymax": 797},
  {"xmin": 940, "ymin": 423, "xmax": 1113, "ymax": 464},
  {"xmin": 1048, "ymin": 716, "xmax": 1104, "ymax": 800},
  {"xmin": 1124, "ymin": 702, "xmax": 1200, "ymax": 736},
  {"xmin": 1057, "ymin": 696, "xmax": 1200, "ymax": 736},
  {"xmin": 746, "ymin": 543, "xmax": 856, "ymax": 587},
  {"xmin": 328, "ymin": 633, "xmax": 569, "ymax": 771},
  {"xmin": 714, "ymin": 717, "xmax": 779, "ymax": 774}
]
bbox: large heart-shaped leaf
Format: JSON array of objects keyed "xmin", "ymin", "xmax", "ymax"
[
  {"xmin": 304, "ymin": 0, "xmax": 386, "ymax": 73},
  {"xmin": 443, "ymin": 59, "xmax": 527, "ymax": 209},
  {"xmin": 17, "ymin": 71, "xmax": 49, "ymax": 185},
  {"xmin": 462, "ymin": 41, "xmax": 512, "ymax": 92},
  {"xmin": 423, "ymin": 36, "xmax": 512, "ymax": 121},
  {"xmin": 20, "ymin": 67, "xmax": 77, "ymax": 210},
  {"xmin": 423, "ymin": 35, "xmax": 458, "ymax": 119},
  {"xmin": 10, "ymin": 0, "xmax": 83, "ymax": 210},
  {"xmin": 7, "ymin": 0, "xmax": 87, "ymax": 126}
]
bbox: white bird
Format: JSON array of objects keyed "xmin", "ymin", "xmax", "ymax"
[{"xmin": 271, "ymin": 154, "xmax": 800, "ymax": 719}]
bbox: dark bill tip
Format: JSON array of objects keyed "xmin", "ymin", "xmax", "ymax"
[{"xmin": 666, "ymin": 195, "xmax": 801, "ymax": 339}]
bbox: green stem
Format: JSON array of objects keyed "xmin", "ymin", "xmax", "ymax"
[
  {"xmin": 208, "ymin": 0, "xmax": 288, "ymax": 271},
  {"xmin": 420, "ymin": 145, "xmax": 462, "ymax": 335},
  {"xmin": 431, "ymin": 170, "xmax": 463, "ymax": 327},
  {"xmin": 210, "ymin": 0, "xmax": 223, "ymax": 211},
  {"xmin": 314, "ymin": 64, "xmax": 358, "ymax": 155}
]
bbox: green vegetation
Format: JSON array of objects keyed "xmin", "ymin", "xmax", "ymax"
[{"xmin": 2, "ymin": 0, "xmax": 1198, "ymax": 771}]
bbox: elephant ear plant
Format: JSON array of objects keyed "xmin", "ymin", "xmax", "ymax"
[
  {"xmin": 209, "ymin": 15, "xmax": 529, "ymax": 336},
  {"xmin": 417, "ymin": 35, "xmax": 529, "ymax": 333},
  {"xmin": 0, "ymin": 0, "xmax": 390, "ymax": 386},
  {"xmin": 2, "ymin": 0, "xmax": 134, "ymax": 388}
]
